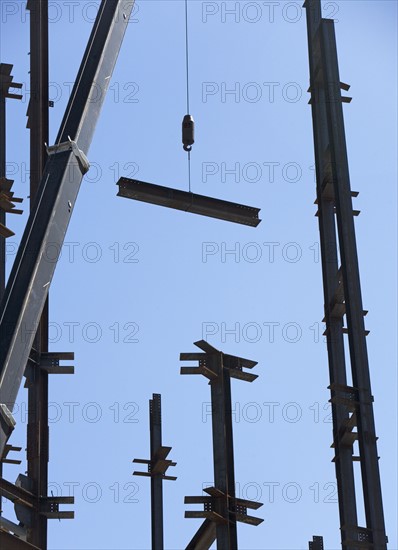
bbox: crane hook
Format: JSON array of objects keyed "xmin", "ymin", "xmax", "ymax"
[{"xmin": 182, "ymin": 114, "xmax": 194, "ymax": 152}]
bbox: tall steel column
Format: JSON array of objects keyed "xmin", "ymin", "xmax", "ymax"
[
  {"xmin": 25, "ymin": 1, "xmax": 50, "ymax": 546},
  {"xmin": 304, "ymin": 2, "xmax": 387, "ymax": 548},
  {"xmin": 0, "ymin": 61, "xmax": 22, "ymax": 524}
]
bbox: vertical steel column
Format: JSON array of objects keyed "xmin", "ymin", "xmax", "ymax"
[
  {"xmin": 0, "ymin": 72, "xmax": 5, "ymax": 522},
  {"xmin": 304, "ymin": 1, "xmax": 387, "ymax": 548},
  {"xmin": 25, "ymin": 1, "xmax": 49, "ymax": 547},
  {"xmin": 133, "ymin": 394, "xmax": 176, "ymax": 549},
  {"xmin": 209, "ymin": 351, "xmax": 237, "ymax": 550},
  {"xmin": 304, "ymin": 3, "xmax": 358, "ymax": 546},
  {"xmin": 0, "ymin": 92, "xmax": 5, "ymax": 301},
  {"xmin": 150, "ymin": 394, "xmax": 164, "ymax": 550},
  {"xmin": 321, "ymin": 19, "xmax": 387, "ymax": 548},
  {"xmin": 0, "ymin": 62, "xmax": 22, "ymax": 521}
]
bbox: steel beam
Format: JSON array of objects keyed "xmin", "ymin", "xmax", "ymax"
[
  {"xmin": 0, "ymin": 0, "xmax": 135, "ymax": 455},
  {"xmin": 117, "ymin": 178, "xmax": 261, "ymax": 227},
  {"xmin": 185, "ymin": 519, "xmax": 216, "ymax": 550}
]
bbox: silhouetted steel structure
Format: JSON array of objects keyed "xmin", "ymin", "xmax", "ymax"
[
  {"xmin": 0, "ymin": 1, "xmax": 134, "ymax": 548},
  {"xmin": 304, "ymin": 1, "xmax": 387, "ymax": 548},
  {"xmin": 181, "ymin": 341, "xmax": 263, "ymax": 549},
  {"xmin": 133, "ymin": 394, "xmax": 176, "ymax": 550},
  {"xmin": 0, "ymin": 0, "xmax": 389, "ymax": 548}
]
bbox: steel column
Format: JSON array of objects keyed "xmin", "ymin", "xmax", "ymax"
[
  {"xmin": 322, "ymin": 19, "xmax": 387, "ymax": 548},
  {"xmin": 0, "ymin": 92, "xmax": 5, "ymax": 300},
  {"xmin": 133, "ymin": 394, "xmax": 176, "ymax": 550},
  {"xmin": 150, "ymin": 394, "xmax": 164, "ymax": 550},
  {"xmin": 25, "ymin": 1, "xmax": 50, "ymax": 546},
  {"xmin": 209, "ymin": 351, "xmax": 237, "ymax": 550},
  {"xmin": 304, "ymin": 1, "xmax": 387, "ymax": 548},
  {"xmin": 304, "ymin": 3, "xmax": 358, "ymax": 546}
]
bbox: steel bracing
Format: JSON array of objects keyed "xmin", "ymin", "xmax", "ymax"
[{"xmin": 304, "ymin": 1, "xmax": 387, "ymax": 548}]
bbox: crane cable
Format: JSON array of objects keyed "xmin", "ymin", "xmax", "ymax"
[
  {"xmin": 185, "ymin": 0, "xmax": 190, "ymax": 114},
  {"xmin": 184, "ymin": 0, "xmax": 192, "ymax": 192}
]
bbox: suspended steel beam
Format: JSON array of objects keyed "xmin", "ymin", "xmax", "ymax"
[
  {"xmin": 117, "ymin": 178, "xmax": 261, "ymax": 227},
  {"xmin": 0, "ymin": 0, "xmax": 135, "ymax": 456}
]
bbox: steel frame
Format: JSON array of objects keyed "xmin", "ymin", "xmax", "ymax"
[{"xmin": 304, "ymin": 1, "xmax": 387, "ymax": 548}]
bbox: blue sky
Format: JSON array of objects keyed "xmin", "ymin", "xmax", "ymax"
[{"xmin": 0, "ymin": 1, "xmax": 397, "ymax": 549}]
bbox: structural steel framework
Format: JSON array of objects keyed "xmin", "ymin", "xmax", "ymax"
[
  {"xmin": 304, "ymin": 1, "xmax": 387, "ymax": 548},
  {"xmin": 0, "ymin": 0, "xmax": 389, "ymax": 549}
]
